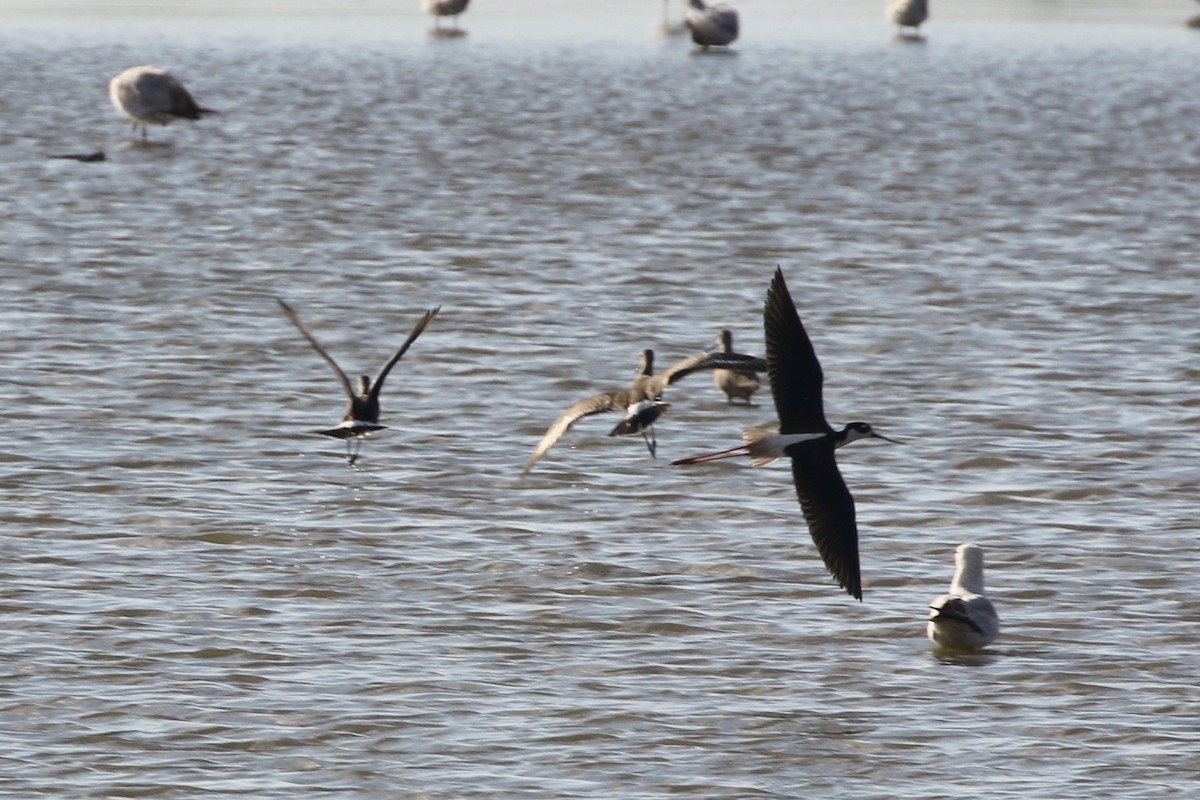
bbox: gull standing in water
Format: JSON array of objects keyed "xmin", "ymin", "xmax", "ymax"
[
  {"xmin": 710, "ymin": 329, "xmax": 764, "ymax": 405},
  {"xmin": 672, "ymin": 268, "xmax": 898, "ymax": 600},
  {"xmin": 927, "ymin": 543, "xmax": 1000, "ymax": 651},
  {"xmin": 887, "ymin": 0, "xmax": 928, "ymax": 38},
  {"xmin": 109, "ymin": 66, "xmax": 216, "ymax": 140},
  {"xmin": 685, "ymin": 0, "xmax": 739, "ymax": 49},
  {"xmin": 277, "ymin": 299, "xmax": 440, "ymax": 466},
  {"xmin": 523, "ymin": 347, "xmax": 767, "ymax": 474},
  {"xmin": 423, "ymin": 0, "xmax": 470, "ymax": 34}
]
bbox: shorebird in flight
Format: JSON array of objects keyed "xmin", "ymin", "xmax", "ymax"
[
  {"xmin": 109, "ymin": 66, "xmax": 216, "ymax": 140},
  {"xmin": 672, "ymin": 268, "xmax": 897, "ymax": 600},
  {"xmin": 523, "ymin": 347, "xmax": 767, "ymax": 474},
  {"xmin": 927, "ymin": 543, "xmax": 1000, "ymax": 650},
  {"xmin": 278, "ymin": 298, "xmax": 440, "ymax": 465}
]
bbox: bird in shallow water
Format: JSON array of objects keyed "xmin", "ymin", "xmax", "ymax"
[
  {"xmin": 685, "ymin": 0, "xmax": 739, "ymax": 48},
  {"xmin": 709, "ymin": 329, "xmax": 764, "ymax": 405},
  {"xmin": 108, "ymin": 65, "xmax": 216, "ymax": 140},
  {"xmin": 277, "ymin": 298, "xmax": 440, "ymax": 466},
  {"xmin": 927, "ymin": 543, "xmax": 1000, "ymax": 651},
  {"xmin": 887, "ymin": 0, "xmax": 928, "ymax": 38},
  {"xmin": 522, "ymin": 347, "xmax": 767, "ymax": 474},
  {"xmin": 423, "ymin": 0, "xmax": 470, "ymax": 34},
  {"xmin": 672, "ymin": 268, "xmax": 898, "ymax": 600}
]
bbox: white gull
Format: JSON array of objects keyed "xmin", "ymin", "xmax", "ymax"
[{"xmin": 927, "ymin": 543, "xmax": 1000, "ymax": 651}]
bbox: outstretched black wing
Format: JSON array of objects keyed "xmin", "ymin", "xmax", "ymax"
[
  {"xmin": 787, "ymin": 439, "xmax": 862, "ymax": 600},
  {"xmin": 277, "ymin": 298, "xmax": 356, "ymax": 403},
  {"xmin": 367, "ymin": 306, "xmax": 441, "ymax": 403},
  {"xmin": 764, "ymin": 268, "xmax": 830, "ymax": 434}
]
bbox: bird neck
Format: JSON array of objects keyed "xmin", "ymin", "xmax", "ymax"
[{"xmin": 952, "ymin": 552, "xmax": 987, "ymax": 595}]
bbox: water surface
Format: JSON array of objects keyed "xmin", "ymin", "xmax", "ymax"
[{"xmin": 1, "ymin": 3, "xmax": 1198, "ymax": 797}]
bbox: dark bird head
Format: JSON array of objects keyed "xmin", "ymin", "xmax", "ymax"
[
  {"xmin": 356, "ymin": 375, "xmax": 372, "ymax": 397},
  {"xmin": 715, "ymin": 329, "xmax": 733, "ymax": 352},
  {"xmin": 638, "ymin": 349, "xmax": 655, "ymax": 376},
  {"xmin": 842, "ymin": 421, "xmax": 901, "ymax": 445}
]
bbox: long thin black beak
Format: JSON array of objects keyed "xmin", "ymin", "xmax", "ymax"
[{"xmin": 872, "ymin": 431, "xmax": 903, "ymax": 444}]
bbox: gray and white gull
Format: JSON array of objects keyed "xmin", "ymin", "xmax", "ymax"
[
  {"xmin": 109, "ymin": 65, "xmax": 216, "ymax": 140},
  {"xmin": 927, "ymin": 543, "xmax": 1000, "ymax": 651},
  {"xmin": 886, "ymin": 0, "xmax": 928, "ymax": 37},
  {"xmin": 685, "ymin": 0, "xmax": 739, "ymax": 48}
]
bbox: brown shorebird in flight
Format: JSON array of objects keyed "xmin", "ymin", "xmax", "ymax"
[{"xmin": 523, "ymin": 347, "xmax": 767, "ymax": 474}]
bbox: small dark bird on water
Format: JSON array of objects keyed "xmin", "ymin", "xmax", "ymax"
[
  {"xmin": 51, "ymin": 150, "xmax": 106, "ymax": 162},
  {"xmin": 277, "ymin": 298, "xmax": 440, "ymax": 465},
  {"xmin": 672, "ymin": 268, "xmax": 898, "ymax": 600}
]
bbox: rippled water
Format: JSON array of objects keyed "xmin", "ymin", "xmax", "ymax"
[{"xmin": 2, "ymin": 2, "xmax": 1199, "ymax": 797}]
